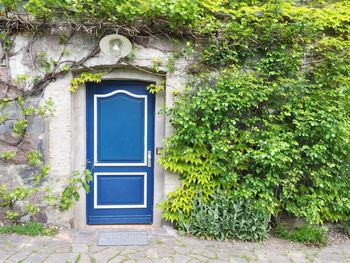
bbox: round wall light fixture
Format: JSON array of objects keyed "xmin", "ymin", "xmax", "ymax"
[{"xmin": 99, "ymin": 34, "xmax": 132, "ymax": 58}]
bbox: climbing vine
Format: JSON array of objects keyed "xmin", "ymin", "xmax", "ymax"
[
  {"xmin": 69, "ymin": 72, "xmax": 102, "ymax": 92},
  {"xmin": 158, "ymin": 0, "xmax": 350, "ymax": 226},
  {"xmin": 0, "ymin": 0, "xmax": 349, "ymax": 229}
]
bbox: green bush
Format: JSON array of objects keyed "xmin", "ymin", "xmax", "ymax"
[
  {"xmin": 0, "ymin": 222, "xmax": 57, "ymax": 236},
  {"xmin": 275, "ymin": 223, "xmax": 327, "ymax": 246},
  {"xmin": 160, "ymin": 67, "xmax": 350, "ymax": 225},
  {"xmin": 177, "ymin": 191, "xmax": 271, "ymax": 241},
  {"xmin": 157, "ymin": 1, "xmax": 350, "ymax": 230}
]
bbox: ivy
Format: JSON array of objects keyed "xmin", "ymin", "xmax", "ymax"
[
  {"xmin": 0, "ymin": 150, "xmax": 48, "ymax": 222},
  {"xmin": 70, "ymin": 72, "xmax": 102, "ymax": 93},
  {"xmin": 0, "ymin": 150, "xmax": 16, "ymax": 161},
  {"xmin": 59, "ymin": 169, "xmax": 92, "ymax": 211},
  {"xmin": 146, "ymin": 82, "xmax": 165, "ymax": 94},
  {"xmin": 12, "ymin": 119, "xmax": 28, "ymax": 136},
  {"xmin": 161, "ymin": 64, "xmax": 350, "ymax": 225}
]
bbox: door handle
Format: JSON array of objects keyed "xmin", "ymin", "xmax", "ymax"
[{"xmin": 147, "ymin": 150, "xmax": 152, "ymax": 167}]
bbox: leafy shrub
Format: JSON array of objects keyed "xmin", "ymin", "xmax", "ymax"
[
  {"xmin": 177, "ymin": 191, "xmax": 271, "ymax": 241},
  {"xmin": 0, "ymin": 222, "xmax": 57, "ymax": 236},
  {"xmin": 155, "ymin": 1, "xmax": 350, "ymax": 229},
  {"xmin": 160, "ymin": 66, "xmax": 350, "ymax": 225},
  {"xmin": 275, "ymin": 223, "xmax": 327, "ymax": 246}
]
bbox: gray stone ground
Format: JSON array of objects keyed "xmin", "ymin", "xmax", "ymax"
[{"xmin": 0, "ymin": 227, "xmax": 350, "ymax": 263}]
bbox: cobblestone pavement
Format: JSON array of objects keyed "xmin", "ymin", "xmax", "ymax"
[{"xmin": 1, "ymin": 227, "xmax": 350, "ymax": 263}]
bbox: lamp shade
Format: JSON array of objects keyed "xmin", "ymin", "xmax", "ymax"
[{"xmin": 99, "ymin": 34, "xmax": 132, "ymax": 58}]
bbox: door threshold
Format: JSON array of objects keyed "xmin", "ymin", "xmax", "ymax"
[{"xmin": 79, "ymin": 224, "xmax": 177, "ymax": 237}]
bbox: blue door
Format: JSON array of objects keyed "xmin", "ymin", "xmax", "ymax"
[{"xmin": 86, "ymin": 80, "xmax": 155, "ymax": 224}]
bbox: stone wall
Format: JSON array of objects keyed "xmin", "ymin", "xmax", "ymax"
[{"xmin": 0, "ymin": 31, "xmax": 188, "ymax": 227}]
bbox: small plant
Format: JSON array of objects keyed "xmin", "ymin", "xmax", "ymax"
[
  {"xmin": 177, "ymin": 191, "xmax": 271, "ymax": 241},
  {"xmin": 275, "ymin": 222, "xmax": 328, "ymax": 246},
  {"xmin": 147, "ymin": 81, "xmax": 165, "ymax": 94},
  {"xmin": 151, "ymin": 58, "xmax": 162, "ymax": 72},
  {"xmin": 12, "ymin": 119, "xmax": 28, "ymax": 136},
  {"xmin": 0, "ymin": 151, "xmax": 16, "ymax": 161},
  {"xmin": 36, "ymin": 51, "xmax": 53, "ymax": 73},
  {"xmin": 70, "ymin": 72, "xmax": 102, "ymax": 92},
  {"xmin": 59, "ymin": 169, "xmax": 92, "ymax": 211},
  {"xmin": 0, "ymin": 222, "xmax": 57, "ymax": 236}
]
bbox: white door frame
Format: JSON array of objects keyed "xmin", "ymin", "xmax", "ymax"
[{"xmin": 71, "ymin": 68, "xmax": 165, "ymax": 228}]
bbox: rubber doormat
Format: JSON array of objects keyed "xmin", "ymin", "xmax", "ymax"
[{"xmin": 97, "ymin": 231, "xmax": 149, "ymax": 246}]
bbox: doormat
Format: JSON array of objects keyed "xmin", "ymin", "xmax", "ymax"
[{"xmin": 97, "ymin": 231, "xmax": 149, "ymax": 246}]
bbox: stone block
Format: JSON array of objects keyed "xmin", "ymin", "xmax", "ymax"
[
  {"xmin": 30, "ymin": 211, "xmax": 48, "ymax": 223},
  {"xmin": 27, "ymin": 116, "xmax": 45, "ymax": 134}
]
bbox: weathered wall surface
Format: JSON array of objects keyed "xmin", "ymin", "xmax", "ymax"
[{"xmin": 0, "ymin": 31, "xmax": 187, "ymax": 227}]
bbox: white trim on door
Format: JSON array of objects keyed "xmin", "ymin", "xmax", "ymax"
[
  {"xmin": 93, "ymin": 90, "xmax": 148, "ymax": 166},
  {"xmin": 93, "ymin": 172, "xmax": 148, "ymax": 209}
]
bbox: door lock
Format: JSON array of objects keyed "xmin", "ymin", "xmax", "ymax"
[
  {"xmin": 147, "ymin": 150, "xmax": 152, "ymax": 167},
  {"xmin": 156, "ymin": 147, "xmax": 163, "ymax": 155}
]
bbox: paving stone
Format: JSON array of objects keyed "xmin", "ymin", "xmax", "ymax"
[
  {"xmin": 158, "ymin": 257, "xmax": 173, "ymax": 263},
  {"xmin": 145, "ymin": 247, "xmax": 159, "ymax": 259},
  {"xmin": 7, "ymin": 250, "xmax": 33, "ymax": 262},
  {"xmin": 260, "ymin": 255, "xmax": 292, "ymax": 263},
  {"xmin": 209, "ymin": 260, "xmax": 230, "ymax": 263},
  {"xmin": 201, "ymin": 249, "xmax": 218, "ymax": 259},
  {"xmin": 72, "ymin": 243, "xmax": 89, "ymax": 253},
  {"xmin": 92, "ymin": 247, "xmax": 122, "ymax": 262},
  {"xmin": 34, "ymin": 245, "xmax": 57, "ymax": 254},
  {"xmin": 44, "ymin": 240, "xmax": 72, "ymax": 253},
  {"xmin": 188, "ymin": 258, "xmax": 206, "ymax": 263},
  {"xmin": 1, "ymin": 228, "xmax": 350, "ymax": 263},
  {"xmin": 156, "ymin": 247, "xmax": 174, "ymax": 258},
  {"xmin": 21, "ymin": 252, "xmax": 51, "ymax": 263},
  {"xmin": 173, "ymin": 253, "xmax": 192, "ymax": 263},
  {"xmin": 44, "ymin": 253, "xmax": 81, "ymax": 263},
  {"xmin": 316, "ymin": 252, "xmax": 347, "ymax": 263},
  {"xmin": 151, "ymin": 227, "xmax": 169, "ymax": 236},
  {"xmin": 174, "ymin": 245, "xmax": 193, "ymax": 255},
  {"xmin": 72, "ymin": 232, "xmax": 96, "ymax": 243},
  {"xmin": 188, "ymin": 253, "xmax": 212, "ymax": 262},
  {"xmin": 77, "ymin": 253, "xmax": 91, "ymax": 263},
  {"xmin": 89, "ymin": 244, "xmax": 111, "ymax": 254},
  {"xmin": 286, "ymin": 251, "xmax": 306, "ymax": 262},
  {"xmin": 181, "ymin": 237, "xmax": 206, "ymax": 248},
  {"xmin": 129, "ymin": 251, "xmax": 149, "ymax": 260},
  {"xmin": 136, "ymin": 258, "xmax": 154, "ymax": 263},
  {"xmin": 217, "ymin": 251, "xmax": 232, "ymax": 260},
  {"xmin": 108, "ymin": 255, "xmax": 129, "ymax": 263},
  {"xmin": 108, "ymin": 256, "xmax": 130, "ymax": 263},
  {"xmin": 229, "ymin": 257, "xmax": 251, "ymax": 263},
  {"xmin": 0, "ymin": 250, "xmax": 16, "ymax": 261},
  {"xmin": 119, "ymin": 247, "xmax": 142, "ymax": 256}
]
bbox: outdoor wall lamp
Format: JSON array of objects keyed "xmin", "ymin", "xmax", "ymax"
[{"xmin": 99, "ymin": 33, "xmax": 132, "ymax": 58}]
